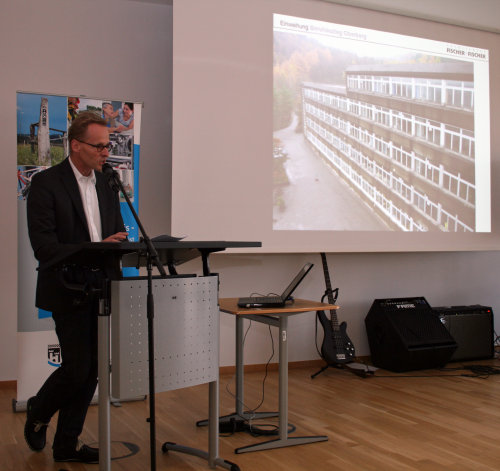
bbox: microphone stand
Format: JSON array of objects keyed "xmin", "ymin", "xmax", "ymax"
[{"xmin": 102, "ymin": 163, "xmax": 166, "ymax": 471}]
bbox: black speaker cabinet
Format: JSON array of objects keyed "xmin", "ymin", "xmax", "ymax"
[
  {"xmin": 365, "ymin": 297, "xmax": 457, "ymax": 372},
  {"xmin": 432, "ymin": 305, "xmax": 494, "ymax": 362}
]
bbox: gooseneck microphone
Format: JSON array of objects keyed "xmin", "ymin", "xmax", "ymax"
[
  {"xmin": 101, "ymin": 162, "xmax": 167, "ymax": 278},
  {"xmin": 101, "ymin": 162, "xmax": 115, "ymax": 175},
  {"xmin": 101, "ymin": 162, "xmax": 120, "ymax": 192}
]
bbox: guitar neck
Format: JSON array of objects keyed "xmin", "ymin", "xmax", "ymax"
[
  {"xmin": 320, "ymin": 253, "xmax": 339, "ymax": 331},
  {"xmin": 320, "ymin": 252, "xmax": 335, "ymax": 304}
]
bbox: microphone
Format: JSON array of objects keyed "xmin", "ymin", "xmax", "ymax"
[
  {"xmin": 102, "ymin": 162, "xmax": 117, "ymax": 177},
  {"xmin": 101, "ymin": 163, "xmax": 167, "ymax": 279},
  {"xmin": 101, "ymin": 163, "xmax": 119, "ymax": 192}
]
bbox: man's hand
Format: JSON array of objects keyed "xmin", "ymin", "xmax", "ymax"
[{"xmin": 102, "ymin": 232, "xmax": 128, "ymax": 243}]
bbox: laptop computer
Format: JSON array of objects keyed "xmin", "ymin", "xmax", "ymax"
[{"xmin": 237, "ymin": 262, "xmax": 314, "ymax": 308}]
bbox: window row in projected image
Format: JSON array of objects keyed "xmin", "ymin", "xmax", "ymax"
[{"xmin": 273, "ymin": 14, "xmax": 490, "ymax": 233}]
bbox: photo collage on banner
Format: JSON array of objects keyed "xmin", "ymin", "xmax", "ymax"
[{"xmin": 16, "ymin": 92, "xmax": 141, "ymax": 406}]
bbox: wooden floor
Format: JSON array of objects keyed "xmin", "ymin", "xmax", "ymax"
[{"xmin": 3, "ymin": 359, "xmax": 500, "ymax": 471}]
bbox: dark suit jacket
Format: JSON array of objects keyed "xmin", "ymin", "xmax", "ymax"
[{"xmin": 27, "ymin": 157, "xmax": 125, "ymax": 312}]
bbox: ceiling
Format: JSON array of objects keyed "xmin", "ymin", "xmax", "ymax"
[{"xmin": 125, "ymin": 0, "xmax": 500, "ymax": 34}]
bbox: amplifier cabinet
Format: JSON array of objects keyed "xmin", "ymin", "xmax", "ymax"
[
  {"xmin": 432, "ymin": 305, "xmax": 494, "ymax": 362},
  {"xmin": 365, "ymin": 297, "xmax": 457, "ymax": 372}
]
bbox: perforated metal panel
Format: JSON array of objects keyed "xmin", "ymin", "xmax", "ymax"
[{"xmin": 110, "ymin": 275, "xmax": 219, "ymax": 399}]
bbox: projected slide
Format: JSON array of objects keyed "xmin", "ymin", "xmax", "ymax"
[
  {"xmin": 172, "ymin": 0, "xmax": 500, "ymax": 252},
  {"xmin": 273, "ymin": 14, "xmax": 490, "ymax": 233}
]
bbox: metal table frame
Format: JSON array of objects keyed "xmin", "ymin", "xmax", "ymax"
[{"xmin": 217, "ymin": 298, "xmax": 337, "ymax": 453}]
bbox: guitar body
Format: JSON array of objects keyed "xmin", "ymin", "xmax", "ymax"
[{"xmin": 317, "ymin": 310, "xmax": 355, "ymax": 365}]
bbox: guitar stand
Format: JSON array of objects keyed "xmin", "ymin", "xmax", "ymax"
[
  {"xmin": 313, "ymin": 254, "xmax": 376, "ymax": 381},
  {"xmin": 311, "ymin": 363, "xmax": 341, "ymax": 379},
  {"xmin": 311, "ymin": 362, "xmax": 375, "ymax": 379}
]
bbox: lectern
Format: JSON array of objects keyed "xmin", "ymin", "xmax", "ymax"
[{"xmin": 47, "ymin": 240, "xmax": 260, "ymax": 471}]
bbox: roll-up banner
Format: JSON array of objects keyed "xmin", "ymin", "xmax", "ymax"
[{"xmin": 15, "ymin": 93, "xmax": 141, "ymax": 409}]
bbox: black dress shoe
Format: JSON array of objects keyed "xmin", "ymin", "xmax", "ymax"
[
  {"xmin": 53, "ymin": 443, "xmax": 99, "ymax": 464},
  {"xmin": 24, "ymin": 397, "xmax": 48, "ymax": 452}
]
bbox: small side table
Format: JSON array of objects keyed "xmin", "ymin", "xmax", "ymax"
[{"xmin": 218, "ymin": 298, "xmax": 338, "ymax": 453}]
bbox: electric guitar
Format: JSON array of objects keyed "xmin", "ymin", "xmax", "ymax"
[{"xmin": 317, "ymin": 252, "xmax": 355, "ymax": 364}]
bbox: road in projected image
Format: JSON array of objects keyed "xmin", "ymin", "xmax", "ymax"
[{"xmin": 273, "ymin": 114, "xmax": 389, "ymax": 231}]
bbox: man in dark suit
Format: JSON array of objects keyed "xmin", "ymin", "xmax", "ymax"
[{"xmin": 24, "ymin": 111, "xmax": 128, "ymax": 463}]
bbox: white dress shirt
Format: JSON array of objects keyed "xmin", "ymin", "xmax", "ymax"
[{"xmin": 69, "ymin": 157, "xmax": 102, "ymax": 242}]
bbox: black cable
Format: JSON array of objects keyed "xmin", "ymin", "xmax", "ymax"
[
  {"xmin": 222, "ymin": 322, "xmax": 298, "ymax": 438},
  {"xmin": 246, "ymin": 324, "xmax": 275, "ymax": 413},
  {"xmin": 248, "ymin": 422, "xmax": 296, "ymax": 437},
  {"xmin": 442, "ymin": 364, "xmax": 500, "ymax": 378},
  {"xmin": 493, "ymin": 330, "xmax": 500, "ymax": 356},
  {"xmin": 374, "ymin": 364, "xmax": 500, "ymax": 379},
  {"xmin": 219, "ymin": 418, "xmax": 296, "ymax": 437},
  {"xmin": 224, "ymin": 321, "xmax": 253, "ymax": 412},
  {"xmin": 224, "ymin": 320, "xmax": 275, "ymax": 417}
]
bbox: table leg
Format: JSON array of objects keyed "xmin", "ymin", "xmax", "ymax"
[
  {"xmin": 198, "ymin": 316, "xmax": 277, "ymax": 427},
  {"xmin": 279, "ymin": 315, "xmax": 288, "ymax": 440},
  {"xmin": 235, "ymin": 314, "xmax": 328, "ymax": 453},
  {"xmin": 98, "ymin": 313, "xmax": 111, "ymax": 471},
  {"xmin": 235, "ymin": 316, "xmax": 244, "ymax": 417},
  {"xmin": 229, "ymin": 316, "xmax": 278, "ymax": 421},
  {"xmin": 208, "ymin": 380, "xmax": 218, "ymax": 467}
]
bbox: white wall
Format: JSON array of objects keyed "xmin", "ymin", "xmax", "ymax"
[
  {"xmin": 2, "ymin": 0, "xmax": 500, "ymax": 380},
  {"xmin": 324, "ymin": 0, "xmax": 500, "ymax": 33},
  {"xmin": 187, "ymin": 250, "xmax": 500, "ymax": 367},
  {"xmin": 0, "ymin": 0, "xmax": 172, "ymax": 381}
]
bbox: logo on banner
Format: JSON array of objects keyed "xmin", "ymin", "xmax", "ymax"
[{"xmin": 48, "ymin": 344, "xmax": 61, "ymax": 367}]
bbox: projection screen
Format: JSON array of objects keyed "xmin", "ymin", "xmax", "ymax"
[{"xmin": 171, "ymin": 0, "xmax": 500, "ymax": 252}]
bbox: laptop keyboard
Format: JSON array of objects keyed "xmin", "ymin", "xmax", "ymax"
[{"xmin": 245, "ymin": 296, "xmax": 281, "ymax": 303}]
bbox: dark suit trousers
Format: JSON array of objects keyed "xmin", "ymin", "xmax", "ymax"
[{"xmin": 31, "ymin": 298, "xmax": 99, "ymax": 451}]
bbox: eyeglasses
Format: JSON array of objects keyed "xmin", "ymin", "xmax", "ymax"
[{"xmin": 76, "ymin": 139, "xmax": 113, "ymax": 152}]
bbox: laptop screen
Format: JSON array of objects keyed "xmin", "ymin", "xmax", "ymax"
[{"xmin": 280, "ymin": 262, "xmax": 314, "ymax": 301}]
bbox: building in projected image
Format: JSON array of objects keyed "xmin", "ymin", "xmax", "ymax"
[{"xmin": 302, "ymin": 62, "xmax": 475, "ymax": 232}]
